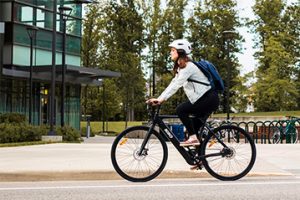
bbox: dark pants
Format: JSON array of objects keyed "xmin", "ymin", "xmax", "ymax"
[{"xmin": 176, "ymin": 90, "xmax": 219, "ymax": 137}]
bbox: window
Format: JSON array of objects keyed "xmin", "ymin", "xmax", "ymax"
[
  {"xmin": 14, "ymin": 4, "xmax": 34, "ymax": 25},
  {"xmin": 66, "ymin": 35, "xmax": 81, "ymax": 54},
  {"xmin": 13, "ymin": 23, "xmax": 80, "ymax": 55},
  {"xmin": 66, "ymin": 18, "xmax": 81, "ymax": 36},
  {"xmin": 17, "ymin": 1, "xmax": 53, "ymax": 9},
  {"xmin": 14, "ymin": 3, "xmax": 54, "ymax": 29},
  {"xmin": 14, "ymin": 2, "xmax": 82, "ymax": 35}
]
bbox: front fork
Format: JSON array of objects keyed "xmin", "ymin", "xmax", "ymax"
[{"xmin": 138, "ymin": 122, "xmax": 156, "ymax": 156}]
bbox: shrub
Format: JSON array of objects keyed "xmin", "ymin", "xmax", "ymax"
[
  {"xmin": 55, "ymin": 126, "xmax": 82, "ymax": 142},
  {"xmin": 0, "ymin": 123, "xmax": 43, "ymax": 143},
  {"xmin": 21, "ymin": 124, "xmax": 43, "ymax": 141},
  {"xmin": 0, "ymin": 123, "xmax": 82, "ymax": 143},
  {"xmin": 0, "ymin": 113, "xmax": 26, "ymax": 124}
]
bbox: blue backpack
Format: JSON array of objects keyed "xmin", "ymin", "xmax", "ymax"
[{"xmin": 188, "ymin": 60, "xmax": 225, "ymax": 93}]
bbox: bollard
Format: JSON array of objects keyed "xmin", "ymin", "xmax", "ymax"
[{"xmin": 86, "ymin": 116, "xmax": 91, "ymax": 138}]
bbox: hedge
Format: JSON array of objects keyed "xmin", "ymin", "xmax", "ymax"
[{"xmin": 0, "ymin": 113, "xmax": 82, "ymax": 143}]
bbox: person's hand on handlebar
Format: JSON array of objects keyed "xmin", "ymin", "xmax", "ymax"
[{"xmin": 146, "ymin": 98, "xmax": 164, "ymax": 106}]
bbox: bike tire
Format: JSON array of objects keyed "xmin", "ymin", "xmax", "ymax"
[
  {"xmin": 268, "ymin": 126, "xmax": 299, "ymax": 144},
  {"xmin": 111, "ymin": 126, "xmax": 168, "ymax": 182},
  {"xmin": 268, "ymin": 126, "xmax": 281, "ymax": 144},
  {"xmin": 201, "ymin": 125, "xmax": 256, "ymax": 181}
]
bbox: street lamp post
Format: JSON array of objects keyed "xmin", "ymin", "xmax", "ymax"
[
  {"xmin": 0, "ymin": 23, "xmax": 4, "ymax": 81},
  {"xmin": 58, "ymin": 6, "xmax": 72, "ymax": 127},
  {"xmin": 49, "ymin": 0, "xmax": 58, "ymax": 135},
  {"xmin": 102, "ymin": 82, "xmax": 105, "ymax": 133},
  {"xmin": 26, "ymin": 26, "xmax": 38, "ymax": 124},
  {"xmin": 152, "ymin": 42, "xmax": 156, "ymax": 96},
  {"xmin": 152, "ymin": 65, "xmax": 155, "ymax": 96},
  {"xmin": 222, "ymin": 30, "xmax": 237, "ymax": 121}
]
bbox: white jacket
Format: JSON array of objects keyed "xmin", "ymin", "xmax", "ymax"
[{"xmin": 158, "ymin": 61, "xmax": 211, "ymax": 104}]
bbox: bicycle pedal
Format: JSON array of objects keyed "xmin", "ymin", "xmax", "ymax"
[{"xmin": 190, "ymin": 163, "xmax": 203, "ymax": 171}]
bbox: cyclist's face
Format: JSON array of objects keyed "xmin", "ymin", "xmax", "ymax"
[{"xmin": 170, "ymin": 48, "xmax": 178, "ymax": 61}]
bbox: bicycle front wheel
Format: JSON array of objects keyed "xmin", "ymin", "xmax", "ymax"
[
  {"xmin": 201, "ymin": 125, "xmax": 256, "ymax": 181},
  {"xmin": 268, "ymin": 126, "xmax": 281, "ymax": 144},
  {"xmin": 111, "ymin": 126, "xmax": 168, "ymax": 182}
]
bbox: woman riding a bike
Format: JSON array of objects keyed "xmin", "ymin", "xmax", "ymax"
[{"xmin": 147, "ymin": 39, "xmax": 219, "ymax": 146}]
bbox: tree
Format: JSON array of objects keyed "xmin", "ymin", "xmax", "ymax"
[
  {"xmin": 154, "ymin": 0, "xmax": 189, "ymax": 114},
  {"xmin": 188, "ymin": 0, "xmax": 244, "ymax": 113},
  {"xmin": 156, "ymin": 0, "xmax": 188, "ymax": 74},
  {"xmin": 81, "ymin": 3, "xmax": 123, "ymax": 122},
  {"xmin": 283, "ymin": 3, "xmax": 300, "ymax": 108},
  {"xmin": 250, "ymin": 0, "xmax": 299, "ymax": 111},
  {"xmin": 81, "ymin": 3, "xmax": 103, "ymax": 119},
  {"xmin": 100, "ymin": 1, "xmax": 146, "ymax": 125},
  {"xmin": 231, "ymin": 72, "xmax": 253, "ymax": 112},
  {"xmin": 143, "ymin": 0, "xmax": 162, "ymax": 97},
  {"xmin": 81, "ymin": 3, "xmax": 103, "ymax": 68}
]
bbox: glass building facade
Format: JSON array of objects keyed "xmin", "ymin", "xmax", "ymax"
[
  {"xmin": 2, "ymin": 0, "xmax": 83, "ymax": 66},
  {"xmin": 0, "ymin": 0, "xmax": 120, "ymax": 129}
]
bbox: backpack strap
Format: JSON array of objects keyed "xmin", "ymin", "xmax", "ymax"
[
  {"xmin": 188, "ymin": 61, "xmax": 211, "ymax": 86},
  {"xmin": 187, "ymin": 78, "xmax": 210, "ymax": 86},
  {"xmin": 187, "ymin": 61, "xmax": 214, "ymax": 87}
]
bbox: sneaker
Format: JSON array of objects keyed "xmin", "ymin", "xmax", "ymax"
[{"xmin": 180, "ymin": 138, "xmax": 200, "ymax": 146}]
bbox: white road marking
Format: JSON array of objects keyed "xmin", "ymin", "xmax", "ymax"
[{"xmin": 0, "ymin": 181, "xmax": 300, "ymax": 191}]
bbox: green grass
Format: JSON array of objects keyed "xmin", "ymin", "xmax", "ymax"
[
  {"xmin": 0, "ymin": 141, "xmax": 60, "ymax": 148},
  {"xmin": 80, "ymin": 121, "xmax": 143, "ymax": 135}
]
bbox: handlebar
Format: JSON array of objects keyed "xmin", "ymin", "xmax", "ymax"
[{"xmin": 146, "ymin": 103, "xmax": 161, "ymax": 120}]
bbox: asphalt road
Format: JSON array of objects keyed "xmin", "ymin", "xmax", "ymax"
[{"xmin": 0, "ymin": 177, "xmax": 300, "ymax": 200}]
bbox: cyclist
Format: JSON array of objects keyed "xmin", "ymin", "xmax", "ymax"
[{"xmin": 146, "ymin": 39, "xmax": 220, "ymax": 146}]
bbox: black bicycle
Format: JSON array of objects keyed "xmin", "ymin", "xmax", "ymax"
[{"xmin": 111, "ymin": 105, "xmax": 256, "ymax": 182}]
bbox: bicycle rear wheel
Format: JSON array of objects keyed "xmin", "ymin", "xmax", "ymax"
[
  {"xmin": 201, "ymin": 125, "xmax": 256, "ymax": 181},
  {"xmin": 111, "ymin": 126, "xmax": 168, "ymax": 182}
]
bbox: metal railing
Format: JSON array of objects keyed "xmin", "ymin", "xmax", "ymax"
[{"xmin": 214, "ymin": 119, "xmax": 300, "ymax": 144}]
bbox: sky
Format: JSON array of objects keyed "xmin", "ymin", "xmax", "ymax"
[{"xmin": 235, "ymin": 0, "xmax": 257, "ymax": 75}]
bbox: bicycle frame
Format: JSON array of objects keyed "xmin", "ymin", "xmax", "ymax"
[
  {"xmin": 139, "ymin": 106, "xmax": 229, "ymax": 165},
  {"xmin": 284, "ymin": 118, "xmax": 298, "ymax": 143},
  {"xmin": 273, "ymin": 117, "xmax": 299, "ymax": 143}
]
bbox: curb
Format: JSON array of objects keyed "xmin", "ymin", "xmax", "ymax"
[{"xmin": 0, "ymin": 170, "xmax": 292, "ymax": 182}]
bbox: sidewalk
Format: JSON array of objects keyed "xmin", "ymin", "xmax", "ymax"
[{"xmin": 0, "ymin": 136, "xmax": 299, "ymax": 181}]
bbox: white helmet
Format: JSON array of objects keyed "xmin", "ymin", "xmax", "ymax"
[{"xmin": 168, "ymin": 39, "xmax": 192, "ymax": 55}]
